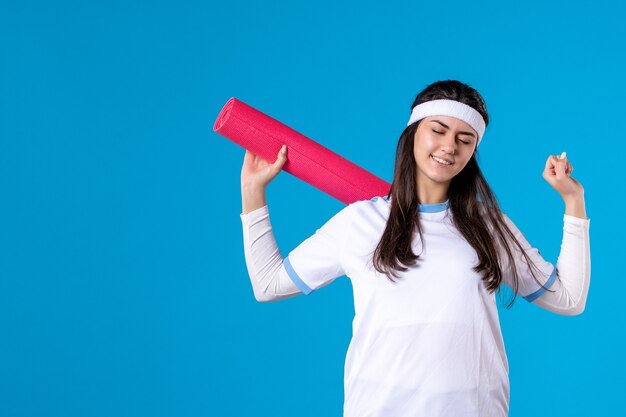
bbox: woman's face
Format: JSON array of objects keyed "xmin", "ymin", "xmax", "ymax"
[{"xmin": 413, "ymin": 115, "xmax": 478, "ymax": 191}]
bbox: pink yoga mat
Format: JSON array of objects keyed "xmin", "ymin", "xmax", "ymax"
[{"xmin": 213, "ymin": 97, "xmax": 391, "ymax": 205}]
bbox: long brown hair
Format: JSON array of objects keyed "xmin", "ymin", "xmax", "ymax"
[{"xmin": 371, "ymin": 80, "xmax": 554, "ymax": 309}]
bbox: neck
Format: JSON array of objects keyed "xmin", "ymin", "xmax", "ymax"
[{"xmin": 417, "ymin": 187, "xmax": 450, "ymax": 204}]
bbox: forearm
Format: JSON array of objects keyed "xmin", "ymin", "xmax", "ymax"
[
  {"xmin": 240, "ymin": 205, "xmax": 302, "ymax": 302},
  {"xmin": 241, "ymin": 186, "xmax": 267, "ymax": 215},
  {"xmin": 564, "ymin": 194, "xmax": 587, "ymax": 219},
  {"xmin": 532, "ymin": 214, "xmax": 591, "ymax": 315}
]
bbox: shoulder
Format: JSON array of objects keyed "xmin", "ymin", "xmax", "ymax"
[
  {"xmin": 348, "ymin": 195, "xmax": 390, "ymax": 215},
  {"xmin": 473, "ymin": 202, "xmax": 522, "ymax": 245},
  {"xmin": 318, "ymin": 196, "xmax": 389, "ymax": 225},
  {"xmin": 498, "ymin": 211, "xmax": 520, "ymax": 233},
  {"xmin": 474, "ymin": 198, "xmax": 513, "ymax": 227},
  {"xmin": 484, "ymin": 207, "xmax": 524, "ymax": 243},
  {"xmin": 337, "ymin": 196, "xmax": 392, "ymax": 231}
]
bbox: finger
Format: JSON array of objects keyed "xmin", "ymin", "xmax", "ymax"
[
  {"xmin": 558, "ymin": 152, "xmax": 571, "ymax": 170},
  {"xmin": 550, "ymin": 155, "xmax": 559, "ymax": 172},
  {"xmin": 555, "ymin": 152, "xmax": 567, "ymax": 179},
  {"xmin": 544, "ymin": 154, "xmax": 557, "ymax": 171},
  {"xmin": 272, "ymin": 145, "xmax": 288, "ymax": 171},
  {"xmin": 549, "ymin": 154, "xmax": 561, "ymax": 174},
  {"xmin": 247, "ymin": 149, "xmax": 260, "ymax": 163},
  {"xmin": 243, "ymin": 149, "xmax": 255, "ymax": 166}
]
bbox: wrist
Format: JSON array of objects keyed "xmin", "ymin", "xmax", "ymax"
[
  {"xmin": 241, "ymin": 184, "xmax": 265, "ymax": 195},
  {"xmin": 563, "ymin": 195, "xmax": 587, "ymax": 219},
  {"xmin": 241, "ymin": 186, "xmax": 267, "ymax": 214},
  {"xmin": 562, "ymin": 191, "xmax": 584, "ymax": 206}
]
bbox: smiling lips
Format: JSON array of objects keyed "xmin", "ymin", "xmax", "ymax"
[{"xmin": 431, "ymin": 155, "xmax": 454, "ymax": 166}]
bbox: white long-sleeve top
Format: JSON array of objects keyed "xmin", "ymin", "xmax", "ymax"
[
  {"xmin": 239, "ymin": 196, "xmax": 591, "ymax": 417},
  {"xmin": 239, "ymin": 200, "xmax": 591, "ymax": 314},
  {"xmin": 239, "ymin": 204, "xmax": 303, "ymax": 302}
]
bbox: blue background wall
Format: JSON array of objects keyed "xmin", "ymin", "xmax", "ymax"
[{"xmin": 1, "ymin": 0, "xmax": 623, "ymax": 415}]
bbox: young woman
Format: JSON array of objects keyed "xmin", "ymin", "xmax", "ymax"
[{"xmin": 239, "ymin": 80, "xmax": 591, "ymax": 417}]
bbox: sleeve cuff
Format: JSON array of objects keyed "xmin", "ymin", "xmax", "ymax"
[
  {"xmin": 564, "ymin": 214, "xmax": 590, "ymax": 226},
  {"xmin": 240, "ymin": 205, "xmax": 269, "ymax": 223}
]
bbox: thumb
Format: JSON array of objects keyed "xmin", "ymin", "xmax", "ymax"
[
  {"xmin": 555, "ymin": 151, "xmax": 567, "ymax": 180},
  {"xmin": 272, "ymin": 144, "xmax": 288, "ymax": 172}
]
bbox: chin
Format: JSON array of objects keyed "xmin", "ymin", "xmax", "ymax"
[{"xmin": 431, "ymin": 176, "xmax": 454, "ymax": 184}]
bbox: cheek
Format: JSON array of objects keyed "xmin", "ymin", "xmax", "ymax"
[
  {"xmin": 458, "ymin": 155, "xmax": 473, "ymax": 170},
  {"xmin": 414, "ymin": 136, "xmax": 436, "ymax": 157},
  {"xmin": 420, "ymin": 134, "xmax": 437, "ymax": 148}
]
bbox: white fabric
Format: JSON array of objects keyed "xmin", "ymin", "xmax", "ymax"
[
  {"xmin": 240, "ymin": 205, "xmax": 302, "ymax": 302},
  {"xmin": 239, "ymin": 198, "xmax": 591, "ymax": 416},
  {"xmin": 407, "ymin": 99, "xmax": 487, "ymax": 146}
]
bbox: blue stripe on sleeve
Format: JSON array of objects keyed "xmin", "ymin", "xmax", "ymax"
[
  {"xmin": 523, "ymin": 265, "xmax": 558, "ymax": 302},
  {"xmin": 284, "ymin": 255, "xmax": 313, "ymax": 295}
]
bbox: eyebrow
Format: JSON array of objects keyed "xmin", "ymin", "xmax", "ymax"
[{"xmin": 430, "ymin": 120, "xmax": 476, "ymax": 138}]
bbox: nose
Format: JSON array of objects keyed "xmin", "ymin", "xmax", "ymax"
[{"xmin": 439, "ymin": 134, "xmax": 457, "ymax": 155}]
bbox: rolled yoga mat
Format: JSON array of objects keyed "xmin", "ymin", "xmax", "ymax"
[{"xmin": 213, "ymin": 97, "xmax": 391, "ymax": 205}]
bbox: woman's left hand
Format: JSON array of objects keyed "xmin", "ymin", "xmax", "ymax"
[{"xmin": 542, "ymin": 152, "xmax": 584, "ymax": 200}]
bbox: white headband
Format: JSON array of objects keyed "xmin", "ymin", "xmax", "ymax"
[{"xmin": 406, "ymin": 99, "xmax": 486, "ymax": 146}]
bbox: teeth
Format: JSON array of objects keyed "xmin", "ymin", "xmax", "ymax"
[{"xmin": 432, "ymin": 156, "xmax": 451, "ymax": 165}]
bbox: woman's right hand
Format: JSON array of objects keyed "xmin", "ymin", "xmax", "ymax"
[{"xmin": 241, "ymin": 144, "xmax": 288, "ymax": 191}]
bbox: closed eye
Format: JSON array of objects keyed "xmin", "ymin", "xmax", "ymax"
[{"xmin": 432, "ymin": 129, "xmax": 471, "ymax": 145}]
